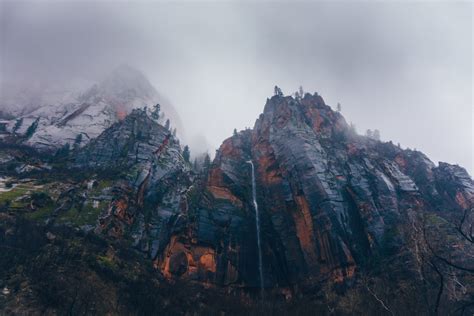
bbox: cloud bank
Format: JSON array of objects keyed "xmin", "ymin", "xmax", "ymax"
[{"xmin": 1, "ymin": 1, "xmax": 472, "ymax": 172}]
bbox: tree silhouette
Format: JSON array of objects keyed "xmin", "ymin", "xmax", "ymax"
[
  {"xmin": 25, "ymin": 118, "xmax": 39, "ymax": 138},
  {"xmin": 373, "ymin": 129, "xmax": 381, "ymax": 141},
  {"xmin": 182, "ymin": 145, "xmax": 190, "ymax": 163},
  {"xmin": 151, "ymin": 104, "xmax": 160, "ymax": 120},
  {"xmin": 73, "ymin": 134, "xmax": 83, "ymax": 151},
  {"xmin": 13, "ymin": 118, "xmax": 23, "ymax": 134},
  {"xmin": 203, "ymin": 153, "xmax": 211, "ymax": 170},
  {"xmin": 274, "ymin": 86, "xmax": 283, "ymax": 97}
]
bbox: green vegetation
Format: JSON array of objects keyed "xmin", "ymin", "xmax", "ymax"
[
  {"xmin": 94, "ymin": 180, "xmax": 113, "ymax": 192},
  {"xmin": 425, "ymin": 213, "xmax": 446, "ymax": 226},
  {"xmin": 25, "ymin": 118, "xmax": 39, "ymax": 139},
  {"xmin": 13, "ymin": 118, "xmax": 23, "ymax": 134},
  {"xmin": 0, "ymin": 183, "xmax": 40, "ymax": 208},
  {"xmin": 56, "ymin": 202, "xmax": 103, "ymax": 226},
  {"xmin": 73, "ymin": 133, "xmax": 83, "ymax": 151},
  {"xmin": 96, "ymin": 255, "xmax": 118, "ymax": 270},
  {"xmin": 25, "ymin": 204, "xmax": 55, "ymax": 221},
  {"xmin": 182, "ymin": 145, "xmax": 190, "ymax": 163}
]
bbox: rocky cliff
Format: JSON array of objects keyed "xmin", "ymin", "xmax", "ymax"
[
  {"xmin": 0, "ymin": 90, "xmax": 472, "ymax": 315},
  {"xmin": 75, "ymin": 108, "xmax": 191, "ymax": 261},
  {"xmin": 150, "ymin": 92, "xmax": 474, "ymax": 313}
]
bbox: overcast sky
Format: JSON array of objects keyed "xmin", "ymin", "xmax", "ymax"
[{"xmin": 1, "ymin": 1, "xmax": 472, "ymax": 174}]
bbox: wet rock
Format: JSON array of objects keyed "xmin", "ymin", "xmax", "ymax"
[{"xmin": 163, "ymin": 92, "xmax": 474, "ymax": 292}]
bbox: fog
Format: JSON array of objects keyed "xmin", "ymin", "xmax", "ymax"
[{"xmin": 1, "ymin": 1, "xmax": 472, "ymax": 174}]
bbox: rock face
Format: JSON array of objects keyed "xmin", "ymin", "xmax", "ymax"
[
  {"xmin": 153, "ymin": 92, "xmax": 473, "ymax": 301},
  {"xmin": 76, "ymin": 108, "xmax": 191, "ymax": 261}
]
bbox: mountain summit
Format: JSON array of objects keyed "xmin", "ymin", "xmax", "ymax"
[
  {"xmin": 2, "ymin": 65, "xmax": 181, "ymax": 150},
  {"xmin": 99, "ymin": 64, "xmax": 159, "ymax": 103}
]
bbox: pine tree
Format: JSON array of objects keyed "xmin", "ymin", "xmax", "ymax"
[
  {"xmin": 73, "ymin": 133, "xmax": 83, "ymax": 151},
  {"xmin": 299, "ymin": 86, "xmax": 304, "ymax": 98},
  {"xmin": 366, "ymin": 129, "xmax": 373, "ymax": 138},
  {"xmin": 13, "ymin": 118, "xmax": 23, "ymax": 134},
  {"xmin": 373, "ymin": 129, "xmax": 381, "ymax": 141},
  {"xmin": 55, "ymin": 143, "xmax": 70, "ymax": 160},
  {"xmin": 182, "ymin": 145, "xmax": 190, "ymax": 163},
  {"xmin": 336, "ymin": 103, "xmax": 342, "ymax": 112},
  {"xmin": 233, "ymin": 128, "xmax": 238, "ymax": 136},
  {"xmin": 193, "ymin": 158, "xmax": 199, "ymax": 171},
  {"xmin": 203, "ymin": 153, "xmax": 211, "ymax": 170},
  {"xmin": 165, "ymin": 119, "xmax": 170, "ymax": 130},
  {"xmin": 151, "ymin": 104, "xmax": 160, "ymax": 120},
  {"xmin": 349, "ymin": 122, "xmax": 357, "ymax": 134},
  {"xmin": 274, "ymin": 85, "xmax": 283, "ymax": 97},
  {"xmin": 25, "ymin": 118, "xmax": 39, "ymax": 138}
]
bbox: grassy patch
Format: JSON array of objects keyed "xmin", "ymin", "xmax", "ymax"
[
  {"xmin": 97, "ymin": 180, "xmax": 114, "ymax": 191},
  {"xmin": 425, "ymin": 213, "xmax": 446, "ymax": 226},
  {"xmin": 57, "ymin": 202, "xmax": 103, "ymax": 227},
  {"xmin": 93, "ymin": 180, "xmax": 113, "ymax": 193},
  {"xmin": 25, "ymin": 204, "xmax": 55, "ymax": 221},
  {"xmin": 0, "ymin": 183, "xmax": 39, "ymax": 208},
  {"xmin": 97, "ymin": 255, "xmax": 117, "ymax": 270}
]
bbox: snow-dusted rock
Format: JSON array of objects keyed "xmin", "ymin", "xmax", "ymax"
[{"xmin": 2, "ymin": 65, "xmax": 181, "ymax": 151}]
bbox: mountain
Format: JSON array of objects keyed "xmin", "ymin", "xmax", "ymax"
[
  {"xmin": 197, "ymin": 93, "xmax": 473, "ymax": 288},
  {"xmin": 0, "ymin": 90, "xmax": 472, "ymax": 315},
  {"xmin": 1, "ymin": 65, "xmax": 182, "ymax": 150}
]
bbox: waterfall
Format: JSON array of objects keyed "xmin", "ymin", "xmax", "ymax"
[{"xmin": 247, "ymin": 160, "xmax": 264, "ymax": 296}]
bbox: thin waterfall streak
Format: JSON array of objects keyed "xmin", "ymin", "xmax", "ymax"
[{"xmin": 247, "ymin": 160, "xmax": 264, "ymax": 296}]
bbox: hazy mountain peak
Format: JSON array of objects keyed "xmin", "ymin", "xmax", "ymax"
[
  {"xmin": 2, "ymin": 65, "xmax": 182, "ymax": 150},
  {"xmin": 98, "ymin": 64, "xmax": 158, "ymax": 101}
]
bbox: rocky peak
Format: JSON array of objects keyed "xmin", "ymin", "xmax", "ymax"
[
  {"xmin": 75, "ymin": 108, "xmax": 191, "ymax": 258},
  {"xmin": 256, "ymin": 92, "xmax": 349, "ymax": 141},
  {"xmin": 192, "ymin": 89, "xmax": 474, "ymax": 291},
  {"xmin": 2, "ymin": 65, "xmax": 181, "ymax": 151},
  {"xmin": 76, "ymin": 108, "xmax": 181, "ymax": 170},
  {"xmin": 95, "ymin": 64, "xmax": 159, "ymax": 108}
]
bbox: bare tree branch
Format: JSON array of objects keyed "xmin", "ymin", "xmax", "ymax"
[{"xmin": 365, "ymin": 284, "xmax": 394, "ymax": 316}]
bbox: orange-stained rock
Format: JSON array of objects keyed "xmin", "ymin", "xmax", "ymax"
[
  {"xmin": 347, "ymin": 143, "xmax": 358, "ymax": 155},
  {"xmin": 395, "ymin": 154, "xmax": 408, "ymax": 170},
  {"xmin": 256, "ymin": 152, "xmax": 282, "ymax": 186},
  {"xmin": 116, "ymin": 109, "xmax": 127, "ymax": 121},
  {"xmin": 207, "ymin": 186, "xmax": 243, "ymax": 207},
  {"xmin": 158, "ymin": 236, "xmax": 218, "ymax": 281},
  {"xmin": 455, "ymin": 191, "xmax": 469, "ymax": 210},
  {"xmin": 292, "ymin": 196, "xmax": 318, "ymax": 266},
  {"xmin": 92, "ymin": 91, "xmax": 474, "ymax": 301},
  {"xmin": 332, "ymin": 265, "xmax": 356, "ymax": 283},
  {"xmin": 199, "ymin": 253, "xmax": 216, "ymax": 273}
]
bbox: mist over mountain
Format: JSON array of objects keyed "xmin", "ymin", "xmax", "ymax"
[
  {"xmin": 0, "ymin": 1, "xmax": 472, "ymax": 315},
  {"xmin": 0, "ymin": 65, "xmax": 195, "ymax": 152},
  {"xmin": 1, "ymin": 1, "xmax": 471, "ymax": 173}
]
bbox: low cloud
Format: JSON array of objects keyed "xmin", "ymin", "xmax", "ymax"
[{"xmin": 1, "ymin": 1, "xmax": 472, "ymax": 173}]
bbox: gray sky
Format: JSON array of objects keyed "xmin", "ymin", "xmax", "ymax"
[{"xmin": 1, "ymin": 1, "xmax": 472, "ymax": 174}]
